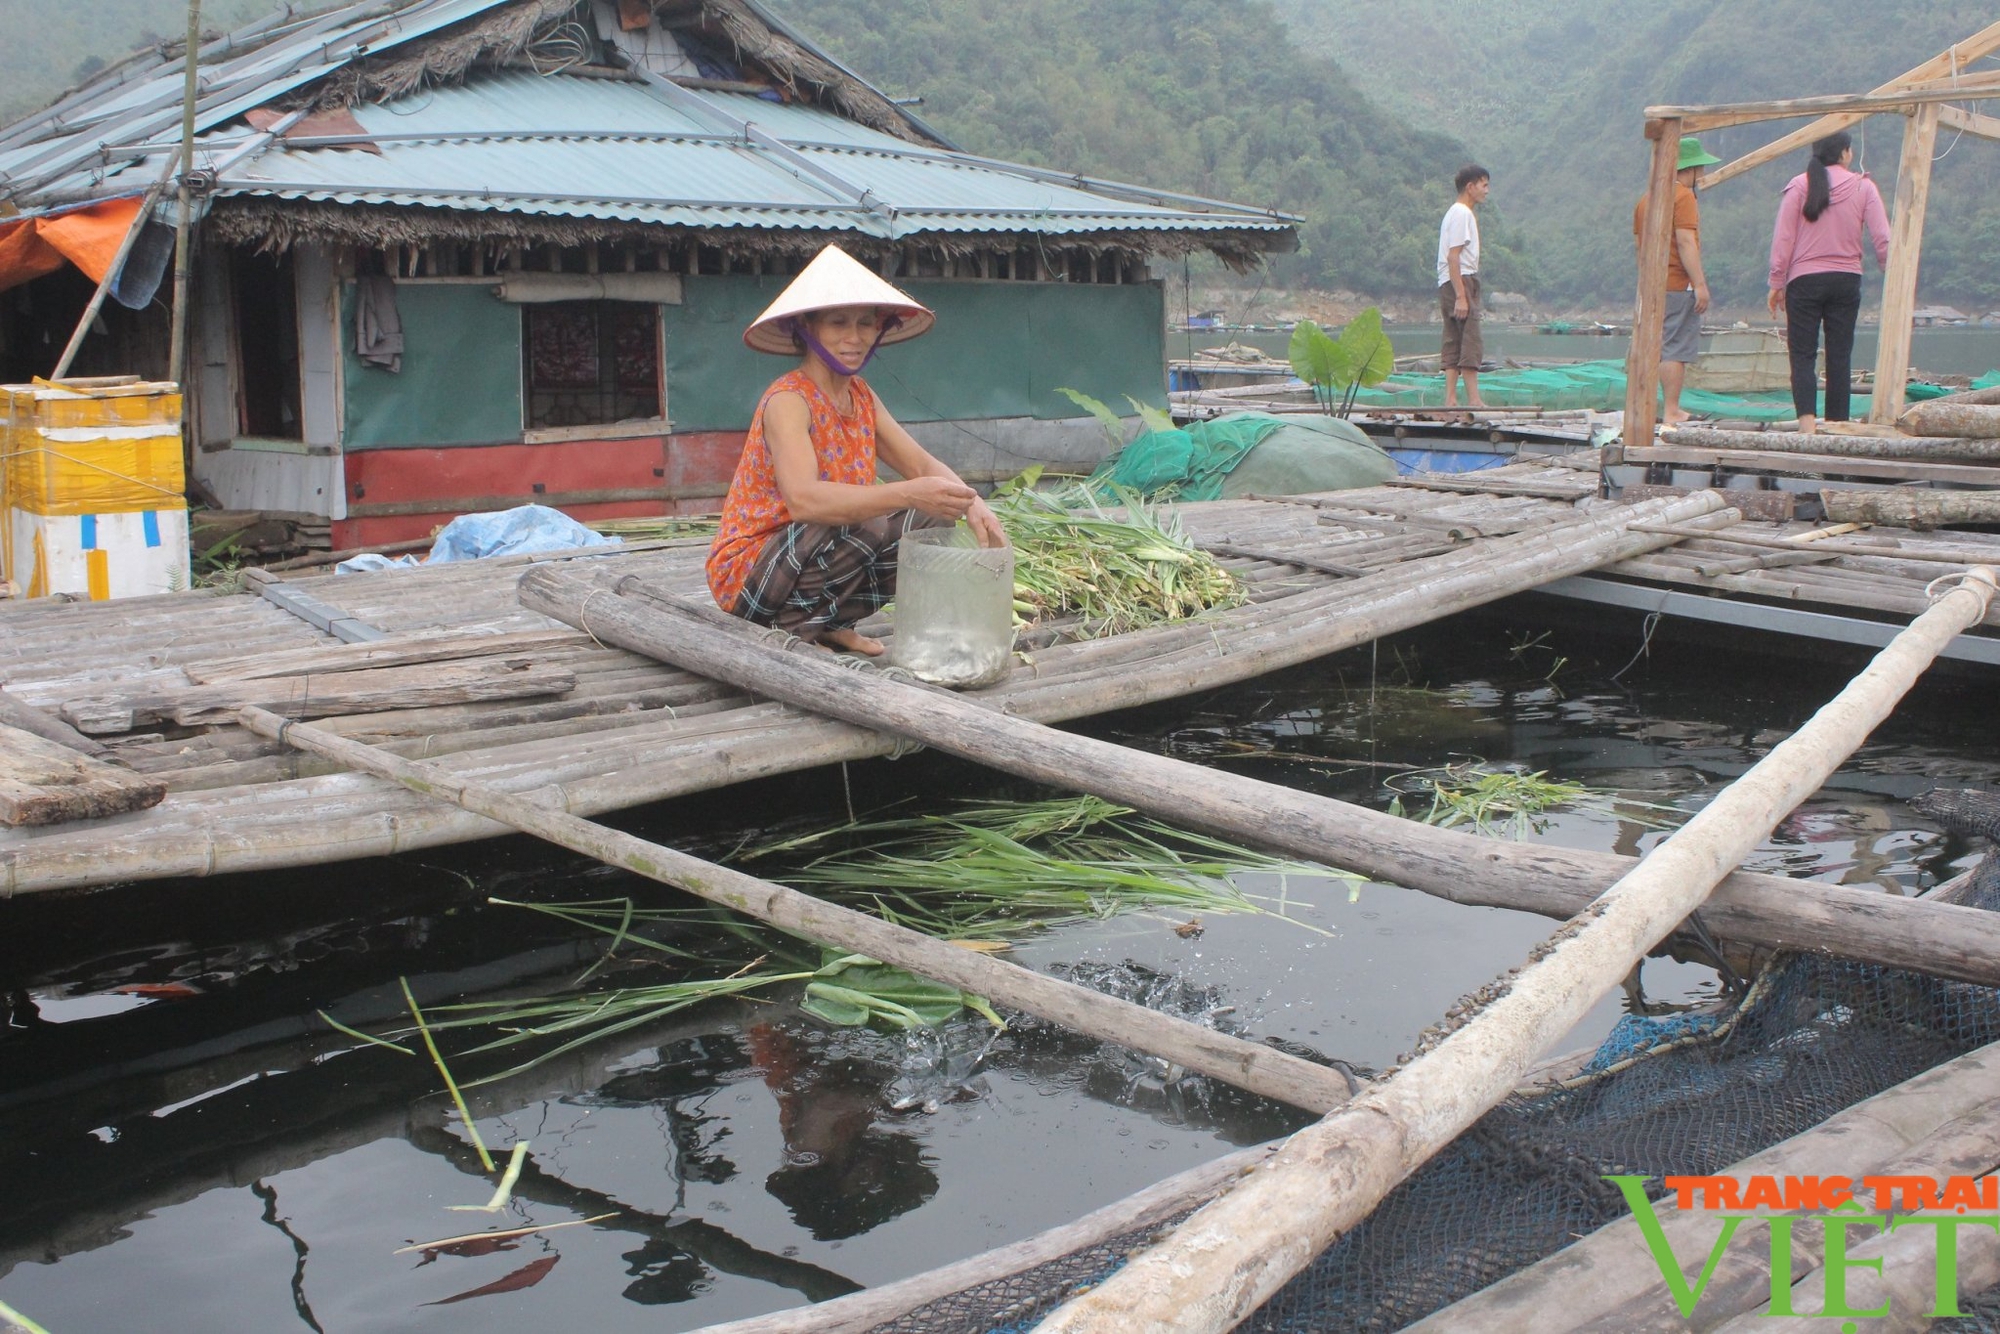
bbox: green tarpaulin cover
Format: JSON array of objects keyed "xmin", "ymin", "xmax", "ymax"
[{"xmin": 1091, "ymin": 412, "xmax": 1396, "ymax": 501}]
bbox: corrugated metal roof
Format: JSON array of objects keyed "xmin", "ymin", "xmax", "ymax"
[
  {"xmin": 1, "ymin": 1, "xmax": 1296, "ymax": 244},
  {"xmin": 189, "ymin": 71, "xmax": 1291, "ymax": 238}
]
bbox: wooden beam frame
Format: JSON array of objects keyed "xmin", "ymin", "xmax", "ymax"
[
  {"xmin": 1871, "ymin": 102, "xmax": 1941, "ymax": 423},
  {"xmin": 1628, "ymin": 25, "xmax": 2000, "ymax": 435},
  {"xmin": 1623, "ymin": 118, "xmax": 1681, "ymax": 443},
  {"xmin": 1939, "ymin": 103, "xmax": 2000, "ymax": 143},
  {"xmin": 1701, "ymin": 21, "xmax": 2000, "ymax": 188},
  {"xmin": 1650, "ymin": 72, "xmax": 2000, "ymax": 133}
]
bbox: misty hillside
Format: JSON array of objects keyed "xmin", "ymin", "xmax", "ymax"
[
  {"xmin": 0, "ymin": 0, "xmax": 281, "ymax": 121},
  {"xmin": 766, "ymin": 0, "xmax": 1533, "ymax": 296},
  {"xmin": 1274, "ymin": 0, "xmax": 2000, "ymax": 306}
]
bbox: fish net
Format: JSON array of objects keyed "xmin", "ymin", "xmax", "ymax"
[{"xmin": 861, "ymin": 808, "xmax": 2000, "ymax": 1333}]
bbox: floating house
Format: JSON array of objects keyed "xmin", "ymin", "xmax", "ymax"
[{"xmin": 0, "ymin": 0, "xmax": 1295, "ymax": 548}]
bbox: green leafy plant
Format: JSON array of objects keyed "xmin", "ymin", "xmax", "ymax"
[
  {"xmin": 802, "ymin": 952, "xmax": 1005, "ymax": 1030},
  {"xmin": 1056, "ymin": 386, "xmax": 1176, "ymax": 452},
  {"xmin": 994, "ymin": 484, "xmax": 1244, "ymax": 632},
  {"xmin": 1384, "ymin": 761, "xmax": 1681, "ymax": 839},
  {"xmin": 1288, "ymin": 308, "xmax": 1396, "ymax": 417},
  {"xmin": 758, "ymin": 795, "xmax": 1350, "ymax": 938}
]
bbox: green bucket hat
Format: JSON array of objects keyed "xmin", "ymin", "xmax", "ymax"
[{"xmin": 1678, "ymin": 136, "xmax": 1723, "ymax": 170}]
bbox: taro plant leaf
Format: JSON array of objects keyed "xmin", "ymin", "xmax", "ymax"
[
  {"xmin": 1287, "ymin": 320, "xmax": 1352, "ymax": 410},
  {"xmin": 1056, "ymin": 386, "xmax": 1131, "ymax": 453},
  {"xmin": 802, "ymin": 953, "xmax": 1003, "ymax": 1031},
  {"xmin": 1125, "ymin": 395, "xmax": 1177, "ymax": 436},
  {"xmin": 1335, "ymin": 307, "xmax": 1396, "ymax": 389}
]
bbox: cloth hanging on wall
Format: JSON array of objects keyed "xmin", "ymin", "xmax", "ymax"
[{"xmin": 353, "ymin": 275, "xmax": 405, "ymax": 373}]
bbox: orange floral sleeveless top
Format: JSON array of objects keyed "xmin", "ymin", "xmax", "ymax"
[{"xmin": 706, "ymin": 370, "xmax": 879, "ymax": 609}]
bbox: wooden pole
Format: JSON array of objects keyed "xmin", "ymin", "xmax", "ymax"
[
  {"xmin": 514, "ymin": 567, "xmax": 2000, "ymax": 995},
  {"xmin": 1657, "ymin": 76, "xmax": 2000, "ymax": 132},
  {"xmin": 1664, "ymin": 423, "xmax": 2000, "ymax": 462},
  {"xmin": 49, "ymin": 153, "xmax": 180, "ymax": 381},
  {"xmin": 1623, "ymin": 118, "xmax": 1680, "ymax": 444},
  {"xmin": 1702, "ymin": 21, "xmax": 2000, "ymax": 189},
  {"xmin": 234, "ymin": 707, "xmax": 1358, "ymax": 1116},
  {"xmin": 1031, "ymin": 567, "xmax": 1998, "ymax": 1334},
  {"xmin": 1870, "ymin": 103, "xmax": 1940, "ymax": 425},
  {"xmin": 165, "ymin": 0, "xmax": 202, "ymax": 388}
]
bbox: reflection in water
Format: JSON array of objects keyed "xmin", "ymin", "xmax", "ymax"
[{"xmin": 749, "ymin": 1023, "xmax": 940, "ymax": 1242}]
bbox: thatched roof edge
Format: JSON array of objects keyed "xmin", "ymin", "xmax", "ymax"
[{"xmin": 205, "ymin": 197, "xmax": 1281, "ymax": 270}]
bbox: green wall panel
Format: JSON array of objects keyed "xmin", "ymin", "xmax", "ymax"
[
  {"xmin": 663, "ymin": 276, "xmax": 1165, "ymax": 433},
  {"xmin": 335, "ymin": 276, "xmax": 1166, "ymax": 445},
  {"xmin": 341, "ymin": 283, "xmax": 523, "ymax": 449}
]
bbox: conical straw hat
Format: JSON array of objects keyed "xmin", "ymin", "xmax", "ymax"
[{"xmin": 743, "ymin": 245, "xmax": 935, "ymax": 355}]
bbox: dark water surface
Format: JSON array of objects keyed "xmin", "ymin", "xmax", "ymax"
[{"xmin": 3, "ymin": 610, "xmax": 1997, "ymax": 1333}]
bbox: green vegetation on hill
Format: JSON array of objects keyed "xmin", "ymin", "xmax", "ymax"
[
  {"xmin": 1274, "ymin": 0, "xmax": 2000, "ymax": 308},
  {"xmin": 768, "ymin": 0, "xmax": 1534, "ymax": 296},
  {"xmin": 0, "ymin": 0, "xmax": 282, "ymax": 121}
]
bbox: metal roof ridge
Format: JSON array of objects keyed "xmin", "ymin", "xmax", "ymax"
[{"xmin": 0, "ymin": 0, "xmax": 512, "ymax": 205}]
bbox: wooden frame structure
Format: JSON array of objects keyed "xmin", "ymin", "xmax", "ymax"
[{"xmin": 1626, "ymin": 22, "xmax": 2000, "ymax": 439}]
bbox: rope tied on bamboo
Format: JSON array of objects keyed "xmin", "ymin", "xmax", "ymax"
[
  {"xmin": 1925, "ymin": 567, "xmax": 1999, "ymax": 602},
  {"xmin": 834, "ymin": 657, "xmax": 927, "ymax": 757},
  {"xmin": 576, "ymin": 588, "xmax": 614, "ymax": 651}
]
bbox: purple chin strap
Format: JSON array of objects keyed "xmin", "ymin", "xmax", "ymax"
[{"xmin": 793, "ymin": 313, "xmax": 902, "ymax": 376}]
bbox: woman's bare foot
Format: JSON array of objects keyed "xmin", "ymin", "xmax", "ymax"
[{"xmin": 819, "ymin": 627, "xmax": 885, "ymax": 656}]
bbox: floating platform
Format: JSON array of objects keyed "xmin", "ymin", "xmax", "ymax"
[{"xmin": 4, "ymin": 456, "xmax": 1998, "ymax": 897}]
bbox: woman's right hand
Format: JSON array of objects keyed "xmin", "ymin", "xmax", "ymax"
[
  {"xmin": 901, "ymin": 475, "xmax": 979, "ymax": 521},
  {"xmin": 1767, "ymin": 288, "xmax": 1785, "ymax": 318}
]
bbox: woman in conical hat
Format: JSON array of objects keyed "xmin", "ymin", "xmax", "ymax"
[{"xmin": 705, "ymin": 244, "xmax": 1007, "ymax": 655}]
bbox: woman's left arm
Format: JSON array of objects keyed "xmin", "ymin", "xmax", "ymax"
[
  {"xmin": 874, "ymin": 400, "xmax": 1009, "ymax": 548},
  {"xmin": 1864, "ymin": 180, "xmax": 1891, "ymax": 270}
]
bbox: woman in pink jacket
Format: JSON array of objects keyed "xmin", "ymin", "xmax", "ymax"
[{"xmin": 1767, "ymin": 131, "xmax": 1890, "ymax": 434}]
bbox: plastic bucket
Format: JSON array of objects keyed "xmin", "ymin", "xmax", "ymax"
[{"xmin": 888, "ymin": 526, "xmax": 1016, "ymax": 688}]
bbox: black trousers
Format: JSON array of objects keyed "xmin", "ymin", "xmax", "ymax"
[{"xmin": 1785, "ymin": 270, "xmax": 1863, "ymax": 422}]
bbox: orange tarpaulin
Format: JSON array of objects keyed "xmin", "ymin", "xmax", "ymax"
[{"xmin": 0, "ymin": 196, "xmax": 143, "ymax": 295}]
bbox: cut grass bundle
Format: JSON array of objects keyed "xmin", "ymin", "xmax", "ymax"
[
  {"xmin": 584, "ymin": 515, "xmax": 720, "ymax": 541},
  {"xmin": 1385, "ymin": 761, "xmax": 1682, "ymax": 840},
  {"xmin": 756, "ymin": 795, "xmax": 1351, "ymax": 938},
  {"xmin": 995, "ymin": 483, "xmax": 1243, "ymax": 634}
]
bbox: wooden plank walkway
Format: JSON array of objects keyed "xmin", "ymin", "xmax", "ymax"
[{"xmin": 2, "ymin": 455, "xmax": 1997, "ymax": 897}]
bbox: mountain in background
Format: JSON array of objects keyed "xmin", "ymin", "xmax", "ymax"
[
  {"xmin": 1272, "ymin": 0, "xmax": 2000, "ymax": 308},
  {"xmin": 0, "ymin": 0, "xmax": 277, "ymax": 121},
  {"xmin": 766, "ymin": 0, "xmax": 1534, "ymax": 297},
  {"xmin": 12, "ymin": 1, "xmax": 2000, "ymax": 309}
]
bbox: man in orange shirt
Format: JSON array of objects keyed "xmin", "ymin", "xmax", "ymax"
[{"xmin": 1633, "ymin": 137, "xmax": 1721, "ymax": 425}]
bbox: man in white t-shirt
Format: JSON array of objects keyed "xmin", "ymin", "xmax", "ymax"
[{"xmin": 1437, "ymin": 164, "xmax": 1490, "ymax": 410}]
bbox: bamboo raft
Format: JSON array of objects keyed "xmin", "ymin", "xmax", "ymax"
[{"xmin": 5, "ymin": 456, "xmax": 2000, "ymax": 898}]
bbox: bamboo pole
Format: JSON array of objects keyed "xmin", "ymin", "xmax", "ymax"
[
  {"xmin": 1624, "ymin": 119, "xmax": 1680, "ymax": 443},
  {"xmin": 165, "ymin": 0, "xmax": 202, "ymax": 387},
  {"xmin": 1702, "ymin": 22, "xmax": 2000, "ymax": 189},
  {"xmin": 1031, "ymin": 567, "xmax": 1997, "ymax": 1333},
  {"xmin": 1821, "ymin": 489, "xmax": 2000, "ymax": 529},
  {"xmin": 50, "ymin": 153, "xmax": 180, "ymax": 380},
  {"xmin": 511, "ymin": 567, "xmax": 2000, "ymax": 993},
  {"xmin": 234, "ymin": 707, "xmax": 1359, "ymax": 1116},
  {"xmin": 1664, "ymin": 423, "xmax": 2000, "ymax": 461},
  {"xmin": 1897, "ymin": 399, "xmax": 2000, "ymax": 439},
  {"xmin": 1871, "ymin": 103, "xmax": 1940, "ymax": 425}
]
